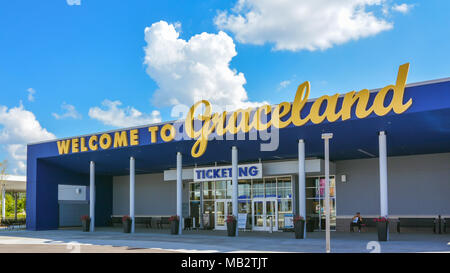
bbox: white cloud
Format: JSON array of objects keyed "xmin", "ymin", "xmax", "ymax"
[
  {"xmin": 143, "ymin": 20, "xmax": 266, "ymax": 112},
  {"xmin": 215, "ymin": 0, "xmax": 395, "ymax": 52},
  {"xmin": 66, "ymin": 0, "xmax": 81, "ymax": 6},
  {"xmin": 277, "ymin": 80, "xmax": 291, "ymax": 91},
  {"xmin": 0, "ymin": 102, "xmax": 56, "ymax": 174},
  {"xmin": 52, "ymin": 102, "xmax": 82, "ymax": 120},
  {"xmin": 27, "ymin": 88, "xmax": 36, "ymax": 102},
  {"xmin": 392, "ymin": 3, "xmax": 414, "ymax": 14},
  {"xmin": 6, "ymin": 144, "xmax": 26, "ymax": 162},
  {"xmin": 88, "ymin": 99, "xmax": 162, "ymax": 128},
  {"xmin": 6, "ymin": 144, "xmax": 27, "ymax": 174}
]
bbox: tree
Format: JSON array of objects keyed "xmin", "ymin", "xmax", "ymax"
[
  {"xmin": 0, "ymin": 161, "xmax": 27, "ymax": 219},
  {"xmin": 4, "ymin": 193, "xmax": 26, "ymax": 217}
]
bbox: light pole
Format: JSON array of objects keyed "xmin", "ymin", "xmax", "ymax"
[{"xmin": 321, "ymin": 133, "xmax": 333, "ymax": 253}]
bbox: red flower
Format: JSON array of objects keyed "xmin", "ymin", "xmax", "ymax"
[
  {"xmin": 122, "ymin": 215, "xmax": 131, "ymax": 222},
  {"xmin": 293, "ymin": 215, "xmax": 305, "ymax": 223},
  {"xmin": 373, "ymin": 217, "xmax": 389, "ymax": 223},
  {"xmin": 169, "ymin": 215, "xmax": 179, "ymax": 222},
  {"xmin": 225, "ymin": 215, "xmax": 236, "ymax": 223},
  {"xmin": 81, "ymin": 215, "xmax": 90, "ymax": 221}
]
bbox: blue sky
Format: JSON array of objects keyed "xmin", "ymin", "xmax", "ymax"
[{"xmin": 0, "ymin": 0, "xmax": 449, "ymax": 174}]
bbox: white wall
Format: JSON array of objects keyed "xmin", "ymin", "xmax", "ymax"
[{"xmin": 58, "ymin": 185, "xmax": 87, "ymax": 201}]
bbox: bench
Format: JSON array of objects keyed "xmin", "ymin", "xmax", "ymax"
[
  {"xmin": 396, "ymin": 218, "xmax": 436, "ymax": 233},
  {"xmin": 135, "ymin": 217, "xmax": 153, "ymax": 228},
  {"xmin": 350, "ymin": 218, "xmax": 376, "ymax": 232},
  {"xmin": 110, "ymin": 216, "xmax": 122, "ymax": 226},
  {"xmin": 156, "ymin": 217, "xmax": 170, "ymax": 229},
  {"xmin": 110, "ymin": 216, "xmax": 153, "ymax": 228}
]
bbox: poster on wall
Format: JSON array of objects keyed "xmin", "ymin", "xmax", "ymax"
[
  {"xmin": 238, "ymin": 213, "xmax": 247, "ymax": 229},
  {"xmin": 319, "ymin": 178, "xmax": 325, "ymax": 196},
  {"xmin": 284, "ymin": 214, "xmax": 294, "ymax": 229}
]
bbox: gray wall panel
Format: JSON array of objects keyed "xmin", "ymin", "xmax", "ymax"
[
  {"xmin": 113, "ymin": 173, "xmax": 189, "ymax": 216},
  {"xmin": 59, "ymin": 203, "xmax": 89, "ymax": 227},
  {"xmin": 335, "ymin": 153, "xmax": 450, "ymax": 217}
]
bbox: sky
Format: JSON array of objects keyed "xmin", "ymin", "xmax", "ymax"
[{"xmin": 0, "ymin": 0, "xmax": 449, "ymax": 175}]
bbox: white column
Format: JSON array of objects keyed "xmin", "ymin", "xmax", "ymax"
[
  {"xmin": 322, "ymin": 133, "xmax": 333, "ymax": 253},
  {"xmin": 130, "ymin": 157, "xmax": 135, "ymax": 233},
  {"xmin": 232, "ymin": 146, "xmax": 238, "ymax": 236},
  {"xmin": 89, "ymin": 161, "xmax": 95, "ymax": 232},
  {"xmin": 176, "ymin": 152, "xmax": 183, "ymax": 235},
  {"xmin": 379, "ymin": 131, "xmax": 389, "ymax": 240},
  {"xmin": 298, "ymin": 139, "xmax": 306, "ymax": 238},
  {"xmin": 200, "ymin": 182, "xmax": 204, "ymax": 229},
  {"xmin": 379, "ymin": 131, "xmax": 388, "ymax": 218}
]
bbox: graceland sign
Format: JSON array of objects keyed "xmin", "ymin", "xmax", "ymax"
[
  {"xmin": 185, "ymin": 63, "xmax": 412, "ymax": 157},
  {"xmin": 57, "ymin": 63, "xmax": 412, "ymax": 159}
]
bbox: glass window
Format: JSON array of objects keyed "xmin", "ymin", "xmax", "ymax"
[
  {"xmin": 277, "ymin": 176, "xmax": 291, "ymax": 188},
  {"xmin": 305, "ymin": 176, "xmax": 337, "ymax": 231},
  {"xmin": 264, "ymin": 178, "xmax": 276, "ymax": 197},
  {"xmin": 306, "ymin": 177, "xmax": 316, "ymax": 188},
  {"xmin": 277, "ymin": 199, "xmax": 292, "ymax": 229},
  {"xmin": 191, "ymin": 175, "xmax": 296, "ymax": 230},
  {"xmin": 189, "ymin": 182, "xmax": 200, "ymax": 201},
  {"xmin": 330, "ymin": 178, "xmax": 336, "ymax": 197},
  {"xmin": 238, "ymin": 180, "xmax": 251, "ymax": 199},
  {"xmin": 215, "ymin": 180, "xmax": 226, "ymax": 199},
  {"xmin": 252, "ymin": 179, "xmax": 264, "ymax": 198},
  {"xmin": 203, "ymin": 201, "xmax": 215, "ymax": 214},
  {"xmin": 276, "ymin": 177, "xmax": 292, "ymax": 198},
  {"xmin": 305, "ymin": 186, "xmax": 315, "ymax": 198},
  {"xmin": 203, "ymin": 181, "xmax": 214, "ymax": 200},
  {"xmin": 190, "ymin": 191, "xmax": 200, "ymax": 201},
  {"xmin": 238, "ymin": 200, "xmax": 252, "ymax": 214},
  {"xmin": 277, "ymin": 199, "xmax": 292, "ymax": 212},
  {"xmin": 226, "ymin": 180, "xmax": 232, "ymax": 199},
  {"xmin": 215, "ymin": 180, "xmax": 226, "ymax": 190}
]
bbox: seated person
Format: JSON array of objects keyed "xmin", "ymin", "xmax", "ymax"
[{"xmin": 350, "ymin": 212, "xmax": 363, "ymax": 232}]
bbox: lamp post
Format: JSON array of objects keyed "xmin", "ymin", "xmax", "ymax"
[{"xmin": 321, "ymin": 133, "xmax": 333, "ymax": 253}]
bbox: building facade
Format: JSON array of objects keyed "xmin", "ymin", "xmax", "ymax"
[{"xmin": 26, "ymin": 64, "xmax": 450, "ymax": 233}]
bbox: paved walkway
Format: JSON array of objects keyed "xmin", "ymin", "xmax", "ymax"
[{"xmin": 0, "ymin": 228, "xmax": 448, "ymax": 253}]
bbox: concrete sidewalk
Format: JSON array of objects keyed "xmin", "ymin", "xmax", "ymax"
[{"xmin": 0, "ymin": 228, "xmax": 448, "ymax": 253}]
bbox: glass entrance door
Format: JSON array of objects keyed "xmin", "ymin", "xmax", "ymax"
[
  {"xmin": 214, "ymin": 199, "xmax": 232, "ymax": 230},
  {"xmin": 252, "ymin": 198, "xmax": 278, "ymax": 231},
  {"xmin": 253, "ymin": 199, "xmax": 264, "ymax": 230}
]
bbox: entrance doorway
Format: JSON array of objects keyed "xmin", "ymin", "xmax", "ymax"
[
  {"xmin": 252, "ymin": 198, "xmax": 278, "ymax": 231},
  {"xmin": 214, "ymin": 199, "xmax": 232, "ymax": 230}
]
